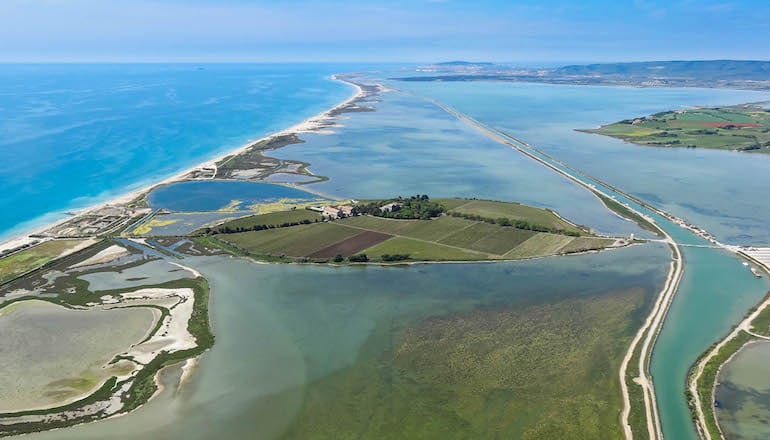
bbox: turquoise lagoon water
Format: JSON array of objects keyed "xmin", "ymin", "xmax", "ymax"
[
  {"xmin": 396, "ymin": 81, "xmax": 770, "ymax": 245},
  {"xmin": 0, "ymin": 63, "xmax": 353, "ymax": 240},
  {"xmin": 389, "ymin": 80, "xmax": 770, "ymax": 439},
  {"xmin": 272, "ymin": 90, "xmax": 644, "ymax": 237},
  {"xmin": 21, "ymin": 243, "xmax": 668, "ymax": 440},
  {"xmin": 147, "ymin": 180, "xmax": 323, "ymax": 212}
]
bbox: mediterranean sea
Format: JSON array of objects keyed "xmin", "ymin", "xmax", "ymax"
[{"xmin": 0, "ymin": 63, "xmax": 353, "ymax": 241}]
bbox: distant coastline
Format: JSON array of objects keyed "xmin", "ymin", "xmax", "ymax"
[{"xmin": 0, "ymin": 75, "xmax": 365, "ymax": 255}]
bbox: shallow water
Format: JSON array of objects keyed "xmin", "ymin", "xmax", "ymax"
[
  {"xmin": 388, "ymin": 80, "xmax": 770, "ymax": 439},
  {"xmin": 396, "ymin": 81, "xmax": 770, "ymax": 245},
  {"xmin": 147, "ymin": 180, "xmax": 323, "ymax": 212},
  {"xmin": 78, "ymin": 259, "xmax": 192, "ymax": 291},
  {"xmin": 20, "ymin": 243, "xmax": 668, "ymax": 439},
  {"xmin": 274, "ymin": 90, "xmax": 642, "ymax": 237},
  {"xmin": 0, "ymin": 300, "xmax": 155, "ymax": 413},
  {"xmin": 716, "ymin": 341, "xmax": 770, "ymax": 440}
]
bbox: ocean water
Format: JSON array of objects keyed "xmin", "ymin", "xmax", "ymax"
[
  {"xmin": 0, "ymin": 63, "xmax": 352, "ymax": 241},
  {"xmin": 397, "ymin": 81, "xmax": 770, "ymax": 245}
]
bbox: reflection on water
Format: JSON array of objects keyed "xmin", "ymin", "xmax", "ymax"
[{"xmin": 147, "ymin": 180, "xmax": 323, "ymax": 212}]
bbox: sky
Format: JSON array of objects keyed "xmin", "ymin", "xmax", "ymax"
[{"xmin": 0, "ymin": 0, "xmax": 769, "ymax": 64}]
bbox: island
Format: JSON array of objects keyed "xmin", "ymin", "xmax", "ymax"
[
  {"xmin": 579, "ymin": 104, "xmax": 770, "ymax": 153},
  {"xmin": 194, "ymin": 195, "xmax": 623, "ymax": 264}
]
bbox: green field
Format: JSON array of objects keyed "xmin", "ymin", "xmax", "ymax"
[
  {"xmin": 216, "ymin": 199, "xmax": 617, "ymax": 263},
  {"xmin": 279, "ymin": 288, "xmax": 645, "ymax": 439},
  {"xmin": 204, "ymin": 209, "xmax": 321, "ymax": 233},
  {"xmin": 442, "ymin": 199, "xmax": 584, "ymax": 234},
  {"xmin": 581, "ymin": 105, "xmax": 770, "ymax": 153},
  {"xmin": 0, "ymin": 240, "xmax": 89, "ymax": 285}
]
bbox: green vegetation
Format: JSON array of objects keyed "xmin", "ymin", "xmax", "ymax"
[
  {"xmin": 279, "ymin": 289, "xmax": 646, "ymax": 439},
  {"xmin": 442, "ymin": 198, "xmax": 586, "ymax": 235},
  {"xmin": 690, "ymin": 331, "xmax": 754, "ymax": 440},
  {"xmin": 596, "ymin": 194, "xmax": 660, "ymax": 236},
  {"xmin": 214, "ymin": 198, "xmax": 616, "ymax": 264},
  {"xmin": 363, "ymin": 236, "xmax": 486, "ymax": 261},
  {"xmin": 0, "ymin": 275, "xmax": 214, "ymax": 436},
  {"xmin": 353, "ymin": 195, "xmax": 445, "ymax": 219},
  {"xmin": 749, "ymin": 301, "xmax": 770, "ymax": 337},
  {"xmin": 200, "ymin": 209, "xmax": 321, "ymax": 234},
  {"xmin": 120, "ymin": 276, "xmax": 213, "ymax": 413},
  {"xmin": 625, "ymin": 338, "xmax": 651, "ymax": 440},
  {"xmin": 0, "ymin": 239, "xmax": 89, "ymax": 285},
  {"xmin": 687, "ymin": 291, "xmax": 770, "ymax": 439},
  {"xmin": 581, "ymin": 105, "xmax": 770, "ymax": 153}
]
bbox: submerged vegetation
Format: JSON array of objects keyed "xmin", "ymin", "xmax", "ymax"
[
  {"xmin": 279, "ymin": 288, "xmax": 648, "ymax": 439},
  {"xmin": 0, "ymin": 239, "xmax": 214, "ymax": 437},
  {"xmin": 688, "ymin": 291, "xmax": 770, "ymax": 440}
]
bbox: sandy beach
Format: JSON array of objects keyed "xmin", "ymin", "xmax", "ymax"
[{"xmin": 0, "ymin": 75, "xmax": 364, "ymax": 255}]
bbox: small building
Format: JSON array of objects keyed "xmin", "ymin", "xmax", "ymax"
[
  {"xmin": 380, "ymin": 202, "xmax": 402, "ymax": 213},
  {"xmin": 322, "ymin": 206, "xmax": 341, "ymax": 219}
]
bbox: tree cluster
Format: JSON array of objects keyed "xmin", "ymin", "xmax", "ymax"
[
  {"xmin": 352, "ymin": 195, "xmax": 445, "ymax": 220},
  {"xmin": 447, "ymin": 212, "xmax": 580, "ymax": 236},
  {"xmin": 204, "ymin": 218, "xmax": 318, "ymax": 235},
  {"xmin": 380, "ymin": 254, "xmax": 410, "ymax": 261}
]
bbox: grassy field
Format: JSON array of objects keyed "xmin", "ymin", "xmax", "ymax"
[
  {"xmin": 0, "ymin": 240, "xmax": 90, "ymax": 285},
  {"xmin": 691, "ymin": 331, "xmax": 754, "ymax": 440},
  {"xmin": 749, "ymin": 301, "xmax": 770, "ymax": 337},
  {"xmin": 205, "ymin": 209, "xmax": 321, "ymax": 233},
  {"xmin": 279, "ymin": 288, "xmax": 646, "ymax": 439},
  {"xmin": 217, "ymin": 202, "xmax": 617, "ymax": 263},
  {"xmin": 440, "ymin": 198, "xmax": 585, "ymax": 234},
  {"xmin": 581, "ymin": 105, "xmax": 770, "ymax": 153}
]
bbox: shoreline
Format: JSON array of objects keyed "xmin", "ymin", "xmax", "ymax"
[{"xmin": 0, "ymin": 74, "xmax": 364, "ymax": 255}]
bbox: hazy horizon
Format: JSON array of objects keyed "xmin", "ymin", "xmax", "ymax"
[{"xmin": 1, "ymin": 0, "xmax": 769, "ymax": 63}]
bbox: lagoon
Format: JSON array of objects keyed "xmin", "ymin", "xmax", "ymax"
[
  {"xmin": 396, "ymin": 81, "xmax": 770, "ymax": 245},
  {"xmin": 20, "ymin": 243, "xmax": 668, "ymax": 439},
  {"xmin": 147, "ymin": 180, "xmax": 323, "ymax": 212}
]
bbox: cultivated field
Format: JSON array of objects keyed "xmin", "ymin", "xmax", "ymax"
[
  {"xmin": 207, "ymin": 209, "xmax": 321, "ymax": 233},
  {"xmin": 441, "ymin": 199, "xmax": 584, "ymax": 234},
  {"xmin": 581, "ymin": 105, "xmax": 770, "ymax": 153},
  {"xmin": 0, "ymin": 240, "xmax": 91, "ymax": 285},
  {"xmin": 218, "ymin": 199, "xmax": 617, "ymax": 263}
]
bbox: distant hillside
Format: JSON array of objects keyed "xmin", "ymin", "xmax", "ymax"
[
  {"xmin": 436, "ymin": 61, "xmax": 495, "ymax": 66},
  {"xmin": 555, "ymin": 60, "xmax": 770, "ymax": 81},
  {"xmin": 396, "ymin": 60, "xmax": 770, "ymax": 90}
]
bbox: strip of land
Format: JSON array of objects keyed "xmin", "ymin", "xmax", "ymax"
[
  {"xmin": 0, "ymin": 75, "xmax": 375, "ymax": 257},
  {"xmin": 198, "ymin": 197, "xmax": 624, "ymax": 264},
  {"xmin": 579, "ymin": 104, "xmax": 770, "ymax": 153}
]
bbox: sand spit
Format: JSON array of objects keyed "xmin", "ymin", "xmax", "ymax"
[
  {"xmin": 0, "ymin": 75, "xmax": 368, "ymax": 255},
  {"xmin": 69, "ymin": 244, "xmax": 130, "ymax": 269}
]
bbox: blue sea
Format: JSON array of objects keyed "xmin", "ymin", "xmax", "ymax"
[{"xmin": 0, "ymin": 63, "xmax": 356, "ymax": 241}]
